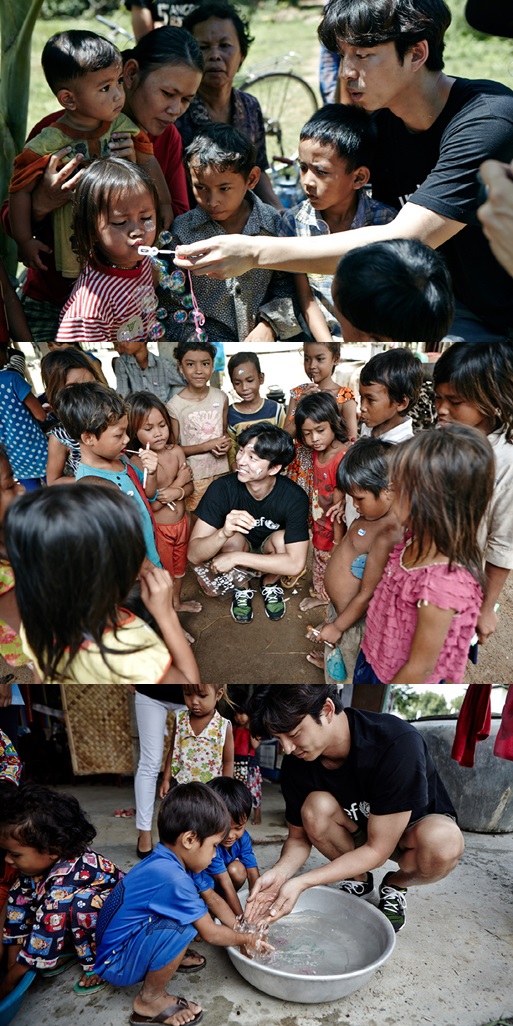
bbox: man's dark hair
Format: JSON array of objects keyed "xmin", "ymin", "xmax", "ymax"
[
  {"xmin": 208, "ymin": 776, "xmax": 252, "ymax": 825},
  {"xmin": 332, "ymin": 239, "xmax": 454, "ymax": 348},
  {"xmin": 249, "ymin": 684, "xmax": 343, "ymax": 737},
  {"xmin": 238, "ymin": 424, "xmax": 295, "ymax": 469},
  {"xmin": 158, "ymin": 782, "xmax": 230, "ymax": 844},
  {"xmin": 360, "ymin": 348, "xmax": 424, "ymax": 415},
  {"xmin": 42, "ymin": 30, "xmax": 120, "ymax": 94},
  {"xmin": 300, "ymin": 103, "xmax": 377, "ymax": 171},
  {"xmin": 318, "ymin": 0, "xmax": 452, "ymax": 72},
  {"xmin": 337, "ymin": 436, "xmax": 393, "ymax": 497},
  {"xmin": 185, "ymin": 123, "xmax": 257, "ymax": 180}
]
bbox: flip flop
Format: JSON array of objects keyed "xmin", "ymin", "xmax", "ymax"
[
  {"xmin": 130, "ymin": 996, "xmax": 203, "ymax": 1025},
  {"xmin": 280, "ymin": 567, "xmax": 307, "ymax": 589},
  {"xmin": 40, "ymin": 953, "xmax": 79, "ymax": 978},
  {"xmin": 114, "ymin": 808, "xmax": 136, "ymax": 818},
  {"xmin": 176, "ymin": 948, "xmax": 207, "ymax": 974},
  {"xmin": 73, "ymin": 971, "xmax": 107, "ymax": 996}
]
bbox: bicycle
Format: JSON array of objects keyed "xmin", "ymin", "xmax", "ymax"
[
  {"xmin": 95, "ymin": 14, "xmax": 135, "ymax": 47},
  {"xmin": 237, "ymin": 52, "xmax": 318, "ymax": 161}
]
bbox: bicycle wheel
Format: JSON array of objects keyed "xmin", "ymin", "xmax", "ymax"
[{"xmin": 240, "ymin": 72, "xmax": 318, "ymax": 160}]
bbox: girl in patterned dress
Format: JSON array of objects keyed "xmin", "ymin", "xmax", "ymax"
[
  {"xmin": 284, "ymin": 336, "xmax": 356, "ymax": 517},
  {"xmin": 160, "ymin": 684, "xmax": 233, "ymax": 796}
]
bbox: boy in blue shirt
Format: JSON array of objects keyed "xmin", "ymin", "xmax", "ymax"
[
  {"xmin": 207, "ymin": 777, "xmax": 260, "ymax": 918},
  {"xmin": 57, "ymin": 381, "xmax": 162, "ymax": 567},
  {"xmin": 95, "ymin": 783, "xmax": 270, "ymax": 1026}
]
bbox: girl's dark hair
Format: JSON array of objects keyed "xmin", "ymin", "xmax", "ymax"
[
  {"xmin": 318, "ymin": 0, "xmax": 451, "ymax": 71},
  {"xmin": 337, "ymin": 436, "xmax": 393, "ymax": 497},
  {"xmin": 56, "ymin": 381, "xmax": 126, "ymax": 440},
  {"xmin": 305, "ymin": 336, "xmax": 341, "ymax": 362},
  {"xmin": 123, "ymin": 25, "xmax": 203, "ymax": 79},
  {"xmin": 238, "ymin": 423, "xmax": 295, "ymax": 468},
  {"xmin": 185, "ymin": 123, "xmax": 257, "ymax": 179},
  {"xmin": 126, "ymin": 390, "xmax": 174, "ymax": 450},
  {"xmin": 182, "ymin": 1, "xmax": 254, "ymax": 60},
  {"xmin": 174, "ymin": 337, "xmax": 217, "ymax": 363},
  {"xmin": 158, "ymin": 782, "xmax": 230, "ymax": 844},
  {"xmin": 294, "ymin": 391, "xmax": 348, "ymax": 445},
  {"xmin": 72, "ymin": 157, "xmax": 160, "ymax": 268},
  {"xmin": 0, "ymin": 783, "xmax": 96, "ymax": 859},
  {"xmin": 41, "ymin": 349, "xmax": 103, "ymax": 410},
  {"xmin": 360, "ymin": 348, "xmax": 424, "ymax": 414},
  {"xmin": 5, "ymin": 485, "xmax": 146, "ymax": 683},
  {"xmin": 333, "ymin": 239, "xmax": 454, "ymax": 347},
  {"xmin": 42, "ymin": 30, "xmax": 120, "ymax": 94},
  {"xmin": 390, "ymin": 425, "xmax": 494, "ymax": 581},
  {"xmin": 433, "ymin": 341, "xmax": 513, "ymax": 444},
  {"xmin": 249, "ymin": 684, "xmax": 344, "ymax": 738},
  {"xmin": 228, "ymin": 351, "xmax": 262, "ymax": 379},
  {"xmin": 300, "ymin": 103, "xmax": 377, "ymax": 170},
  {"xmin": 208, "ymin": 776, "xmax": 252, "ymax": 825}
]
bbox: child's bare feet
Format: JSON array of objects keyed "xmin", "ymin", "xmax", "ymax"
[
  {"xmin": 252, "ymin": 808, "xmax": 262, "ymax": 825},
  {"xmin": 74, "ymin": 970, "xmax": 106, "ymax": 994},
  {"xmin": 299, "ymin": 595, "xmax": 329, "ymax": 612},
  {"xmin": 305, "ymin": 650, "xmax": 324, "ymax": 669},
  {"xmin": 131, "ymin": 994, "xmax": 202, "ymax": 1025},
  {"xmin": 174, "ymin": 600, "xmax": 202, "ymax": 614}
]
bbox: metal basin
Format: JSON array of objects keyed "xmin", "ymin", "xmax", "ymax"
[{"xmin": 226, "ymin": 885, "xmax": 396, "ymax": 1003}]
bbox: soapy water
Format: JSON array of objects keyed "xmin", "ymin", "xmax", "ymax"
[{"xmin": 236, "ymin": 910, "xmax": 383, "ymax": 977}]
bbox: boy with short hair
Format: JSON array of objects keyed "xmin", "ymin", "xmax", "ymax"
[
  {"xmin": 227, "ymin": 351, "xmax": 286, "ymax": 469},
  {"xmin": 56, "ymin": 381, "xmax": 162, "ymax": 567},
  {"xmin": 159, "ymin": 123, "xmax": 301, "ymax": 365},
  {"xmin": 206, "ymin": 776, "xmax": 260, "ymax": 917},
  {"xmin": 114, "ymin": 334, "xmax": 184, "ymax": 404},
  {"xmin": 309, "ymin": 438, "xmax": 403, "ymax": 682},
  {"xmin": 280, "ymin": 105, "xmax": 396, "ymax": 343},
  {"xmin": 94, "ymin": 783, "xmax": 271, "ymax": 1026},
  {"xmin": 8, "ymin": 30, "xmax": 171, "ymax": 278},
  {"xmin": 358, "ymin": 348, "xmax": 424, "ymax": 443}
]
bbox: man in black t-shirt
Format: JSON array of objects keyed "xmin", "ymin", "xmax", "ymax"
[
  {"xmin": 245, "ymin": 684, "xmax": 463, "ymax": 933},
  {"xmin": 175, "ymin": 0, "xmax": 513, "ymax": 342},
  {"xmin": 125, "ymin": 0, "xmax": 201, "ymax": 39},
  {"xmin": 188, "ymin": 424, "xmax": 309, "ymax": 624}
]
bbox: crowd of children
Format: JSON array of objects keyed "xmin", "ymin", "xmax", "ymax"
[{"xmin": 0, "ymin": 23, "xmax": 511, "ymax": 696}]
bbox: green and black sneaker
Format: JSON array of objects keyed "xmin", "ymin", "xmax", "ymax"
[
  {"xmin": 230, "ymin": 588, "xmax": 255, "ymax": 624},
  {"xmin": 378, "ymin": 871, "xmax": 407, "ymax": 932},
  {"xmin": 261, "ymin": 583, "xmax": 286, "ymax": 620}
]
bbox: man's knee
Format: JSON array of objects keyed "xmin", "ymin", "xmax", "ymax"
[
  {"xmin": 301, "ymin": 791, "xmax": 351, "ymax": 840},
  {"xmin": 400, "ymin": 816, "xmax": 464, "ymax": 877}
]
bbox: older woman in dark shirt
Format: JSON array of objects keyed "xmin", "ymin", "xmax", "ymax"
[{"xmin": 176, "ymin": 1, "xmax": 281, "ymax": 208}]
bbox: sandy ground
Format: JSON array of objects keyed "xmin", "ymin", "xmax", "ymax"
[{"xmin": 8, "ymin": 779, "xmax": 513, "ymax": 1026}]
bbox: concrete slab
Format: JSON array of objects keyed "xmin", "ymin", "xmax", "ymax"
[{"xmin": 11, "ymin": 779, "xmax": 513, "ymax": 1026}]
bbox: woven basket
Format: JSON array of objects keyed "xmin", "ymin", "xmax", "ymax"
[{"xmin": 60, "ymin": 683, "xmax": 133, "ymax": 776}]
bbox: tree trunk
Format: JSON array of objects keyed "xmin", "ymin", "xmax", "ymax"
[{"xmin": 0, "ymin": 0, "xmax": 44, "ymax": 273}]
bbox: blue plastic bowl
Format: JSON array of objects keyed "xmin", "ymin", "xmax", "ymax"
[{"xmin": 0, "ymin": 970, "xmax": 37, "ymax": 1026}]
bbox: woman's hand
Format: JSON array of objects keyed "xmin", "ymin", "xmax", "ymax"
[
  {"xmin": 175, "ymin": 236, "xmax": 256, "ymax": 278},
  {"xmin": 31, "ymin": 148, "xmax": 85, "ymax": 221},
  {"xmin": 244, "ymin": 322, "xmax": 275, "ymax": 346},
  {"xmin": 108, "ymin": 131, "xmax": 136, "ymax": 161},
  {"xmin": 18, "ymin": 238, "xmax": 52, "ymax": 272}
]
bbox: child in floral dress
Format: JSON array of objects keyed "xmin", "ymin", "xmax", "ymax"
[{"xmin": 160, "ymin": 684, "xmax": 233, "ymax": 795}]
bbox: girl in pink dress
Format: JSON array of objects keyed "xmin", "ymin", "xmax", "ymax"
[{"xmin": 354, "ymin": 424, "xmax": 495, "ymax": 685}]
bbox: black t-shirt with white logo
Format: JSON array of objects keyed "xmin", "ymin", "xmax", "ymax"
[
  {"xmin": 370, "ymin": 78, "xmax": 513, "ymax": 335},
  {"xmin": 195, "ymin": 472, "xmax": 309, "ymax": 548},
  {"xmin": 281, "ymin": 708, "xmax": 456, "ymax": 831}
]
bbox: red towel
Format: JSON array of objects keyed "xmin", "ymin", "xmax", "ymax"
[
  {"xmin": 494, "ymin": 686, "xmax": 513, "ymax": 762},
  {"xmin": 451, "ymin": 684, "xmax": 492, "ymax": 767}
]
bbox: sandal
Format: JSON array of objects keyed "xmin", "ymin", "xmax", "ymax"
[
  {"xmin": 40, "ymin": 953, "xmax": 78, "ymax": 978},
  {"xmin": 280, "ymin": 567, "xmax": 307, "ymax": 589},
  {"xmin": 114, "ymin": 807, "xmax": 136, "ymax": 818},
  {"xmin": 73, "ymin": 971, "xmax": 107, "ymax": 995},
  {"xmin": 176, "ymin": 947, "xmax": 207, "ymax": 974},
  {"xmin": 130, "ymin": 996, "xmax": 203, "ymax": 1025}
]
